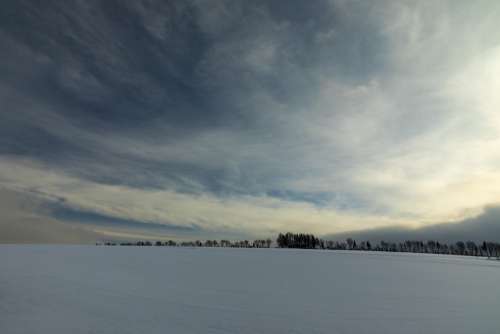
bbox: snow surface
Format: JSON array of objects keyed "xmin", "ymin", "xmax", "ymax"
[{"xmin": 1, "ymin": 246, "xmax": 499, "ymax": 334}]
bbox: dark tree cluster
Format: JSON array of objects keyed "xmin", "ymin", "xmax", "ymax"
[
  {"xmin": 276, "ymin": 233, "xmax": 320, "ymax": 249},
  {"xmin": 369, "ymin": 240, "xmax": 500, "ymax": 257},
  {"xmin": 274, "ymin": 232, "xmax": 500, "ymax": 258}
]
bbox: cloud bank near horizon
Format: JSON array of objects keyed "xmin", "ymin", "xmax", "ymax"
[{"xmin": 1, "ymin": 1, "xmax": 500, "ymax": 241}]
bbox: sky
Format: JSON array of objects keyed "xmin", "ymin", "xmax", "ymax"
[{"xmin": 1, "ymin": 0, "xmax": 500, "ymax": 243}]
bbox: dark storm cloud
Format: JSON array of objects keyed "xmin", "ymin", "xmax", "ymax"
[
  {"xmin": 50, "ymin": 204, "xmax": 200, "ymax": 232},
  {"xmin": 327, "ymin": 206, "xmax": 500, "ymax": 243},
  {"xmin": 0, "ymin": 0, "xmax": 387, "ymax": 204},
  {"xmin": 0, "ymin": 0, "xmax": 205, "ymax": 124}
]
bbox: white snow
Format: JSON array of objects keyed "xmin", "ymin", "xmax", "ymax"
[{"xmin": 1, "ymin": 246, "xmax": 499, "ymax": 333}]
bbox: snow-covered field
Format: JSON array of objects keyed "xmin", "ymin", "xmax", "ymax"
[{"xmin": 1, "ymin": 246, "xmax": 499, "ymax": 334}]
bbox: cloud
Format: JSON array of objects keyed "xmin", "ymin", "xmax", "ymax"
[
  {"xmin": 327, "ymin": 205, "xmax": 500, "ymax": 243},
  {"xmin": 0, "ymin": 157, "xmax": 409, "ymax": 238},
  {"xmin": 1, "ymin": 1, "xmax": 500, "ymax": 241},
  {"xmin": 0, "ymin": 188, "xmax": 100, "ymax": 244}
]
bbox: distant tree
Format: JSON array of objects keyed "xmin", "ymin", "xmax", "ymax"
[
  {"xmin": 456, "ymin": 241, "xmax": 466, "ymax": 255},
  {"xmin": 277, "ymin": 233, "xmax": 286, "ymax": 248},
  {"xmin": 465, "ymin": 241, "xmax": 477, "ymax": 256},
  {"xmin": 220, "ymin": 240, "xmax": 231, "ymax": 247},
  {"xmin": 266, "ymin": 238, "xmax": 272, "ymax": 248},
  {"xmin": 427, "ymin": 240, "xmax": 436, "ymax": 254}
]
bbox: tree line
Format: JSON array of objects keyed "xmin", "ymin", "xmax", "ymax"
[
  {"xmin": 276, "ymin": 232, "xmax": 500, "ymax": 258},
  {"xmin": 97, "ymin": 232, "xmax": 500, "ymax": 258},
  {"xmin": 99, "ymin": 238, "xmax": 273, "ymax": 248}
]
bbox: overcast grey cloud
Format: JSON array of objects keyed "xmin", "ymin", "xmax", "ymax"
[
  {"xmin": 1, "ymin": 1, "xmax": 500, "ymax": 242},
  {"xmin": 0, "ymin": 188, "xmax": 100, "ymax": 243},
  {"xmin": 327, "ymin": 204, "xmax": 500, "ymax": 243}
]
